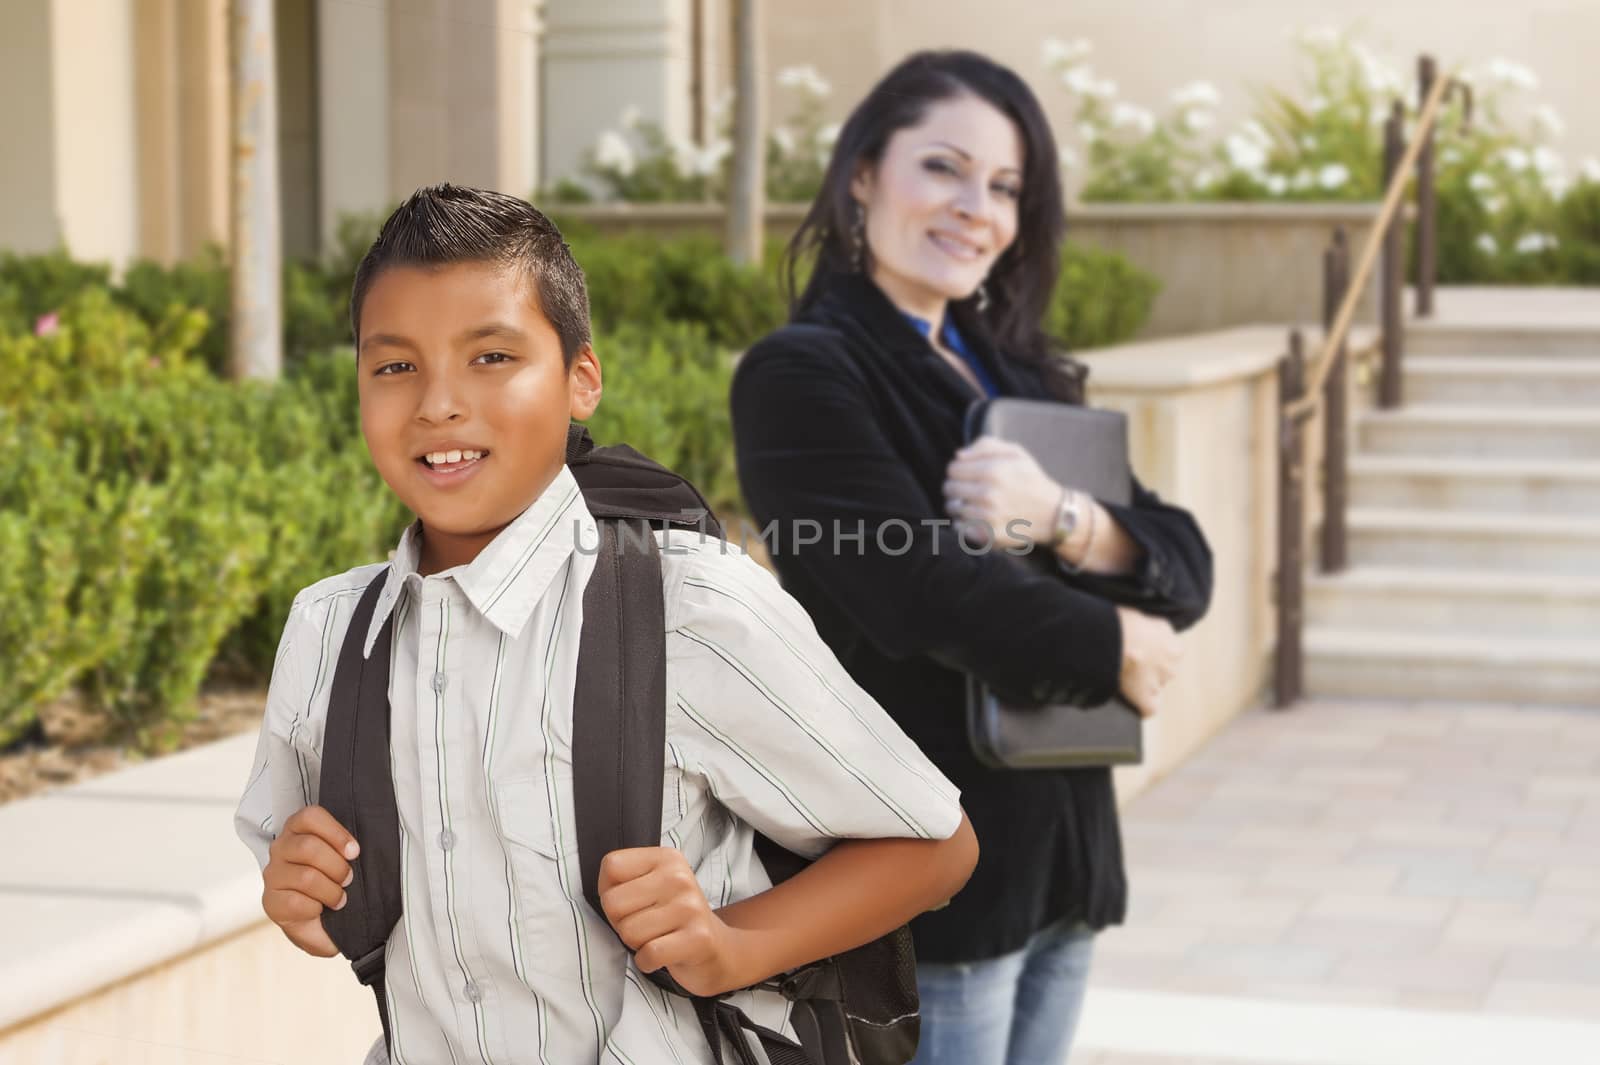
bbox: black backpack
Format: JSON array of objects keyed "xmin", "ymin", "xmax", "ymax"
[{"xmin": 318, "ymin": 424, "xmax": 921, "ymax": 1065}]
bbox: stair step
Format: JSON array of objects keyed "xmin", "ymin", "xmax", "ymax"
[
  {"xmin": 1345, "ymin": 507, "xmax": 1600, "ymax": 575},
  {"xmin": 1404, "ymin": 357, "xmax": 1600, "ymax": 405},
  {"xmin": 1406, "ymin": 321, "xmax": 1600, "ymax": 357},
  {"xmin": 1357, "ymin": 406, "xmax": 1600, "ymax": 460},
  {"xmin": 1304, "ymin": 628, "xmax": 1600, "ymax": 706},
  {"xmin": 1306, "ymin": 567, "xmax": 1600, "ymax": 639},
  {"xmin": 1348, "ymin": 455, "xmax": 1600, "ymax": 515}
]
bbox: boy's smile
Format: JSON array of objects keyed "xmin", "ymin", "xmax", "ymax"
[{"xmin": 357, "ymin": 261, "xmax": 602, "ymax": 575}]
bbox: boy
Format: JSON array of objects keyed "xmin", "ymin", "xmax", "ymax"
[{"xmin": 233, "ymin": 184, "xmax": 977, "ymax": 1065}]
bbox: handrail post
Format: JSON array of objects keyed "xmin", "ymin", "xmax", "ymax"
[
  {"xmin": 1380, "ymin": 100, "xmax": 1406, "ymax": 409},
  {"xmin": 1321, "ymin": 228, "xmax": 1350, "ymax": 573},
  {"xmin": 1275, "ymin": 330, "xmax": 1308, "ymax": 709},
  {"xmin": 1416, "ymin": 55, "xmax": 1438, "ymax": 317}
]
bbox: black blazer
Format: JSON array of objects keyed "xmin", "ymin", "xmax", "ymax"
[{"xmin": 729, "ymin": 271, "xmax": 1213, "ymax": 962}]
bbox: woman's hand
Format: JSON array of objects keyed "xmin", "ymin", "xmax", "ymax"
[
  {"xmin": 943, "ymin": 436, "xmax": 1062, "ymax": 551},
  {"xmin": 1116, "ymin": 606, "xmax": 1182, "ymax": 718}
]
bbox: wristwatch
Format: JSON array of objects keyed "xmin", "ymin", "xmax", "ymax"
[{"xmin": 1051, "ymin": 489, "xmax": 1083, "ymax": 546}]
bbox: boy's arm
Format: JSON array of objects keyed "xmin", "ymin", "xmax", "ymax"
[{"xmin": 600, "ymin": 817, "xmax": 976, "ymax": 996}]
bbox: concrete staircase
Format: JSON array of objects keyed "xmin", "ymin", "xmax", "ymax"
[{"xmin": 1304, "ymin": 290, "xmax": 1600, "ymax": 706}]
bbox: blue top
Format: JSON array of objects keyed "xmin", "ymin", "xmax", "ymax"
[{"xmin": 902, "ymin": 312, "xmax": 1000, "ymax": 398}]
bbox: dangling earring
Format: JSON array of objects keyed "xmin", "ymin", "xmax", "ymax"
[
  {"xmin": 850, "ymin": 202, "xmax": 867, "ymax": 273},
  {"xmin": 975, "ymin": 281, "xmax": 991, "ymax": 313}
]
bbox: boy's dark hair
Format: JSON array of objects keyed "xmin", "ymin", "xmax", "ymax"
[{"xmin": 350, "ymin": 184, "xmax": 591, "ymax": 366}]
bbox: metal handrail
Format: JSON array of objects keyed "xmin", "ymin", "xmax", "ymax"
[{"xmin": 1284, "ymin": 68, "xmax": 1457, "ymax": 425}]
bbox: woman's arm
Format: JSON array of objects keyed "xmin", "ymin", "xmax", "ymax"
[{"xmin": 731, "ymin": 335, "xmax": 1125, "ymax": 707}]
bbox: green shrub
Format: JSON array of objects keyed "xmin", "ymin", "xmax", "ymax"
[
  {"xmin": 1050, "ymin": 243, "xmax": 1162, "ymax": 350},
  {"xmin": 585, "ymin": 321, "xmax": 741, "ymax": 516},
  {"xmin": 1557, "ymin": 179, "xmax": 1600, "ymax": 284}
]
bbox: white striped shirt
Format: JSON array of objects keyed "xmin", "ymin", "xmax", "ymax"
[{"xmin": 234, "ymin": 465, "xmax": 963, "ymax": 1065}]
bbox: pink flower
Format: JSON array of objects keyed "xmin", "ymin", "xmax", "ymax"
[{"xmin": 34, "ymin": 312, "xmax": 59, "ymax": 337}]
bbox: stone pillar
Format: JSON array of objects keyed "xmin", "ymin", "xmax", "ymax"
[
  {"xmin": 317, "ymin": 0, "xmax": 392, "ymax": 241},
  {"xmin": 540, "ymin": 0, "xmax": 695, "ymax": 188},
  {"xmin": 0, "ymin": 0, "xmax": 61, "ymax": 256}
]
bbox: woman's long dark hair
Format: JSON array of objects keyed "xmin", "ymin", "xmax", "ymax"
[{"xmin": 784, "ymin": 49, "xmax": 1084, "ymax": 401}]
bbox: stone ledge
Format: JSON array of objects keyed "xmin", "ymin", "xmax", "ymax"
[
  {"xmin": 0, "ymin": 732, "xmax": 261, "ymax": 1032},
  {"xmin": 1078, "ymin": 324, "xmax": 1376, "ymax": 393}
]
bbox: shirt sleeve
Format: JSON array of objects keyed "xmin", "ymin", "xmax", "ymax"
[
  {"xmin": 233, "ymin": 595, "xmax": 322, "ymax": 872},
  {"xmin": 662, "ymin": 536, "xmax": 963, "ymax": 860}
]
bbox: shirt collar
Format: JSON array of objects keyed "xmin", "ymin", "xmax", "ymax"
[{"xmin": 362, "ymin": 465, "xmax": 593, "ymax": 656}]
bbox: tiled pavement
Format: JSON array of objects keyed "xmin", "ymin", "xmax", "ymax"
[{"xmin": 1071, "ymin": 698, "xmax": 1600, "ymax": 1065}]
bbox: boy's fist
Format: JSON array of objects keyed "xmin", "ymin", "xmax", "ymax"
[
  {"xmin": 262, "ymin": 804, "xmax": 360, "ymax": 958},
  {"xmin": 599, "ymin": 846, "xmax": 747, "ymax": 998}
]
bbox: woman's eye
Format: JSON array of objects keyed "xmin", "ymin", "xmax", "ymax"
[
  {"xmin": 994, "ymin": 184, "xmax": 1022, "ymax": 200},
  {"xmin": 925, "ymin": 158, "xmax": 959, "ymax": 176}
]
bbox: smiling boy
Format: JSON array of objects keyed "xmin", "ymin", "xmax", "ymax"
[{"xmin": 233, "ymin": 185, "xmax": 977, "ymax": 1065}]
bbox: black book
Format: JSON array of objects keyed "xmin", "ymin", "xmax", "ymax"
[{"xmin": 963, "ymin": 397, "xmax": 1143, "ymax": 768}]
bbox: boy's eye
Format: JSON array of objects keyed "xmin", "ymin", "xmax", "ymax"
[
  {"xmin": 374, "ymin": 361, "xmax": 413, "ymax": 376},
  {"xmin": 475, "ymin": 351, "xmax": 512, "ymax": 365}
]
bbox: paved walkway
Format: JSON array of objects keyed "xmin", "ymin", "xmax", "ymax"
[{"xmin": 1073, "ymin": 697, "xmax": 1600, "ymax": 1065}]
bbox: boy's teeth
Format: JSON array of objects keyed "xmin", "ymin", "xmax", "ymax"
[
  {"xmin": 425, "ymin": 449, "xmax": 483, "ymax": 466},
  {"xmin": 446, "ymin": 449, "xmax": 462, "ymax": 464}
]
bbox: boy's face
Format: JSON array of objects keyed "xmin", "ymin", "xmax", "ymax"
[{"xmin": 357, "ymin": 261, "xmax": 601, "ymax": 574}]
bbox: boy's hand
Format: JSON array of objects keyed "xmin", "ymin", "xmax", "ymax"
[
  {"xmin": 599, "ymin": 846, "xmax": 747, "ymax": 997},
  {"xmin": 262, "ymin": 804, "xmax": 361, "ymax": 958}
]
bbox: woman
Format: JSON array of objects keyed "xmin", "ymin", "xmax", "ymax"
[{"xmin": 729, "ymin": 50, "xmax": 1213, "ymax": 1064}]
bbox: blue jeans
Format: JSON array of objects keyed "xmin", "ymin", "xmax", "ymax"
[{"xmin": 908, "ymin": 920, "xmax": 1096, "ymax": 1065}]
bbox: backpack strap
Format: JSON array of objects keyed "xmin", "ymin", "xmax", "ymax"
[
  {"xmin": 573, "ymin": 518, "xmax": 670, "ymax": 917},
  {"xmin": 319, "ymin": 567, "xmax": 403, "ymax": 1055}
]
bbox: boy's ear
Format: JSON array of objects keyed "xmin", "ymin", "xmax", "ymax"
[{"xmin": 568, "ymin": 344, "xmax": 602, "ymax": 421}]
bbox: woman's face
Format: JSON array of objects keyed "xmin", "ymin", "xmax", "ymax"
[{"xmin": 852, "ymin": 93, "xmax": 1024, "ymax": 316}]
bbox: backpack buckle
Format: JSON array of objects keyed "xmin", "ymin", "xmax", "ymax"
[{"xmin": 350, "ymin": 944, "xmax": 387, "ymax": 987}]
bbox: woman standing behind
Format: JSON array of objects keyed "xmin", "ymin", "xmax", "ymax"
[{"xmin": 730, "ymin": 51, "xmax": 1213, "ymax": 1064}]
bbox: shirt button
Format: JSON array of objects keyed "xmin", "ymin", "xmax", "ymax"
[
  {"xmin": 431, "ymin": 672, "xmax": 448, "ymax": 693},
  {"xmin": 464, "ymin": 982, "xmax": 482, "ymax": 1004},
  {"xmin": 439, "ymin": 829, "xmax": 456, "ymax": 851}
]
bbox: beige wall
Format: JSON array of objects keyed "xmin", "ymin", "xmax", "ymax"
[
  {"xmin": 732, "ymin": 0, "xmax": 1600, "ymax": 197},
  {"xmin": 0, "ymin": 1, "xmax": 58, "ymax": 256}
]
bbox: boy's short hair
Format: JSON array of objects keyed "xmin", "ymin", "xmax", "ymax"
[{"xmin": 350, "ymin": 184, "xmax": 591, "ymax": 366}]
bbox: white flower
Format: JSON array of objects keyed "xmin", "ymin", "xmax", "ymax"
[
  {"xmin": 1544, "ymin": 174, "xmax": 1570, "ymax": 199},
  {"xmin": 1533, "ymin": 105, "xmax": 1566, "ymax": 139},
  {"xmin": 1061, "ymin": 64, "xmax": 1099, "ymax": 95},
  {"xmin": 1532, "ymin": 146, "xmax": 1562, "ymax": 175},
  {"xmin": 772, "ymin": 126, "xmax": 796, "ymax": 156},
  {"xmin": 593, "ymin": 130, "xmax": 635, "ymax": 176},
  {"xmin": 1242, "ymin": 119, "xmax": 1272, "ymax": 147},
  {"xmin": 1172, "ymin": 81, "xmax": 1222, "ymax": 109},
  {"xmin": 1581, "ymin": 157, "xmax": 1600, "ymax": 184},
  {"xmin": 1078, "ymin": 121, "xmax": 1100, "ymax": 144},
  {"xmin": 1476, "ymin": 233, "xmax": 1498, "ymax": 255},
  {"xmin": 1184, "ymin": 110, "xmax": 1214, "ymax": 133},
  {"xmin": 1484, "ymin": 57, "xmax": 1538, "ymax": 91},
  {"xmin": 1193, "ymin": 167, "xmax": 1217, "ymax": 191},
  {"xmin": 1353, "ymin": 44, "xmax": 1402, "ymax": 94},
  {"xmin": 1515, "ymin": 232, "xmax": 1557, "ymax": 254},
  {"xmin": 817, "ymin": 122, "xmax": 842, "ymax": 147},
  {"xmin": 692, "ymin": 138, "xmax": 732, "ymax": 177},
  {"xmin": 1482, "ymin": 195, "xmax": 1506, "ymax": 215},
  {"xmin": 1469, "ymin": 172, "xmax": 1495, "ymax": 194},
  {"xmin": 1501, "ymin": 147, "xmax": 1530, "ymax": 172},
  {"xmin": 1300, "ymin": 134, "xmax": 1318, "ymax": 151},
  {"xmin": 1057, "ymin": 145, "xmax": 1079, "ymax": 169},
  {"xmin": 1319, "ymin": 163, "xmax": 1350, "ymax": 190},
  {"xmin": 1292, "ymin": 168, "xmax": 1315, "ymax": 190},
  {"xmin": 1264, "ymin": 173, "xmax": 1289, "ymax": 196},
  {"xmin": 711, "ymin": 88, "xmax": 736, "ymax": 123},
  {"xmin": 669, "ymin": 136, "xmax": 700, "ymax": 176},
  {"xmin": 1441, "ymin": 147, "xmax": 1463, "ymax": 166},
  {"xmin": 1086, "ymin": 76, "xmax": 1118, "ymax": 100},
  {"xmin": 1306, "ymin": 94, "xmax": 1329, "ymax": 115},
  {"xmin": 1225, "ymin": 133, "xmax": 1268, "ymax": 173},
  {"xmin": 619, "ymin": 105, "xmax": 642, "ymax": 130},
  {"xmin": 1043, "ymin": 37, "xmax": 1093, "ymax": 67},
  {"xmin": 1370, "ymin": 102, "xmax": 1393, "ymax": 127},
  {"xmin": 777, "ymin": 65, "xmax": 831, "ymax": 98},
  {"xmin": 1111, "ymin": 102, "xmax": 1156, "ymax": 136}
]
